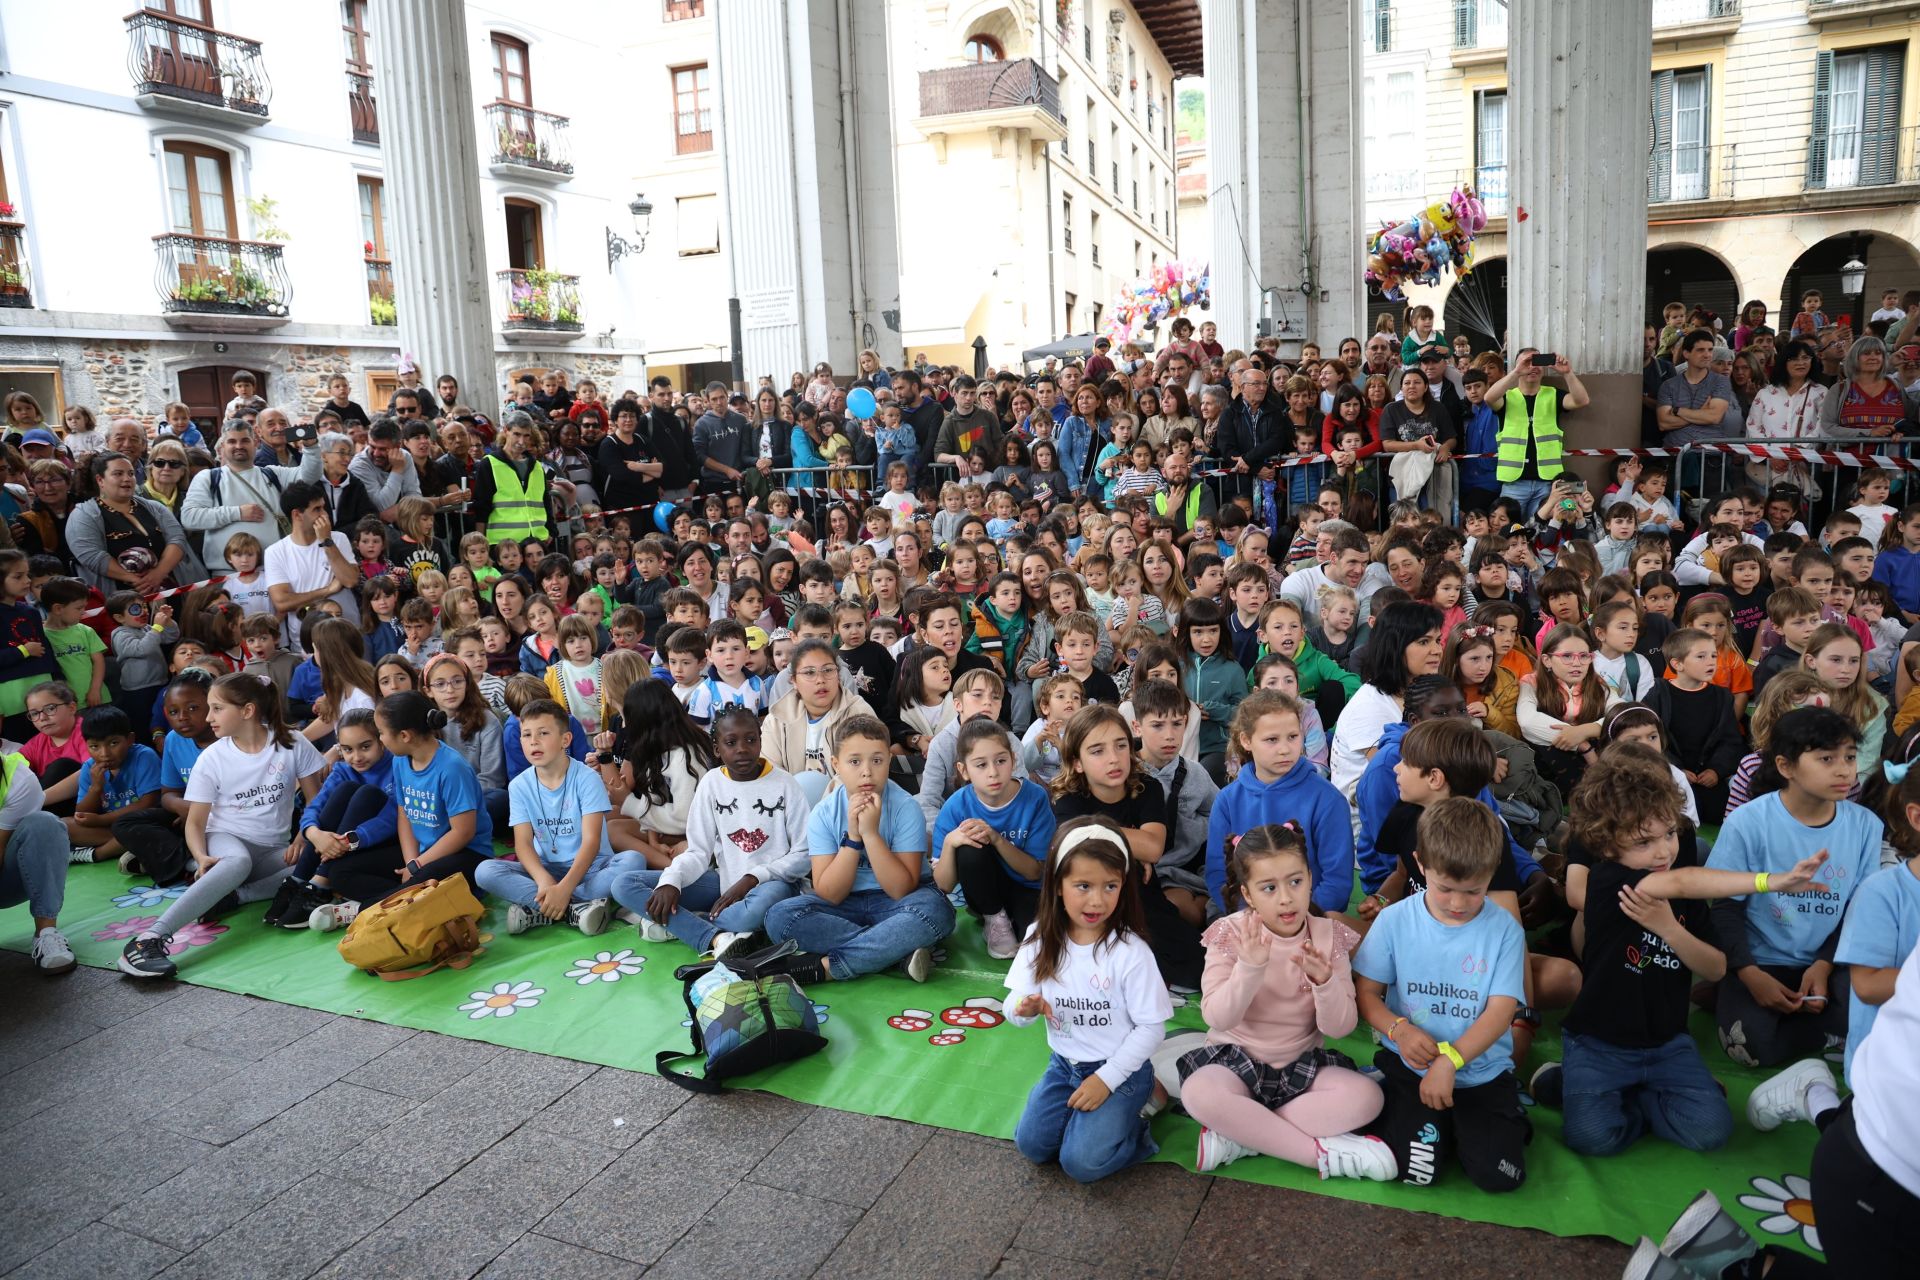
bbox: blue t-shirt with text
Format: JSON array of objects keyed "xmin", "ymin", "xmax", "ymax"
[
  {"xmin": 508, "ymin": 758, "xmax": 615, "ymax": 863},
  {"xmin": 932, "ymin": 780, "xmax": 1056, "ymax": 888},
  {"xmin": 75, "ymin": 743, "xmax": 163, "ymax": 811},
  {"xmin": 1351, "ymin": 893, "xmax": 1526, "ymax": 1087},
  {"xmin": 160, "ymin": 731, "xmax": 204, "ymax": 793},
  {"xmin": 390, "ymin": 743, "xmax": 494, "ymax": 860},
  {"xmin": 1835, "ymin": 863, "xmax": 1920, "ymax": 1085},
  {"xmin": 1705, "ymin": 792, "xmax": 1879, "ymax": 967},
  {"xmin": 804, "ymin": 781, "xmax": 929, "ymax": 894}
]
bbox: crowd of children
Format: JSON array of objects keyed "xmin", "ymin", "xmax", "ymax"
[{"xmin": 12, "ymin": 348, "xmax": 1920, "ymax": 1277}]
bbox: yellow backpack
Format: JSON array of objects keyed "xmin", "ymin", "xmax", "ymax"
[{"xmin": 338, "ymin": 877, "xmax": 487, "ymax": 980}]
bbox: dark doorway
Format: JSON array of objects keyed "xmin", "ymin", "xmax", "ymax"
[
  {"xmin": 1780, "ymin": 234, "xmax": 1920, "ymax": 337},
  {"xmin": 177, "ymin": 363, "xmax": 263, "ymax": 432},
  {"xmin": 1440, "ymin": 258, "xmax": 1507, "ymax": 355},
  {"xmin": 1646, "ymin": 246, "xmax": 1738, "ymax": 332}
]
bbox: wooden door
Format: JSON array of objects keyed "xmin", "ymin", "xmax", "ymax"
[{"xmin": 177, "ymin": 363, "xmax": 261, "ymax": 431}]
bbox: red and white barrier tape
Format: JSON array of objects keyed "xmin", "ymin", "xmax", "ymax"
[{"xmin": 80, "ymin": 573, "xmax": 227, "ymax": 620}]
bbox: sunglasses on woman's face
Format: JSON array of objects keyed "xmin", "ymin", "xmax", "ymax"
[{"xmin": 149, "ymin": 458, "xmax": 184, "ymax": 469}]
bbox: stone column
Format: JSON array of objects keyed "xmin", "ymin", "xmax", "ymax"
[
  {"xmin": 1204, "ymin": 0, "xmax": 1365, "ymax": 352},
  {"xmin": 715, "ymin": 0, "xmax": 901, "ymax": 382},
  {"xmin": 1507, "ymin": 2, "xmax": 1653, "ymax": 457},
  {"xmin": 369, "ymin": 0, "xmax": 496, "ymax": 401}
]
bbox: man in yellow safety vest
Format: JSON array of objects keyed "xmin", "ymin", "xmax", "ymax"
[{"xmin": 1483, "ymin": 350, "xmax": 1591, "ymax": 521}]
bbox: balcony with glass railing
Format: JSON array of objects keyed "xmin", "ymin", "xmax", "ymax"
[
  {"xmin": 484, "ymin": 103, "xmax": 574, "ymax": 181},
  {"xmin": 154, "ymin": 234, "xmax": 291, "ymax": 331},
  {"xmin": 125, "ymin": 10, "xmax": 271, "ymax": 124},
  {"xmin": 0, "ymin": 221, "xmax": 32, "ymax": 309},
  {"xmin": 497, "ymin": 268, "xmax": 583, "ymax": 342}
]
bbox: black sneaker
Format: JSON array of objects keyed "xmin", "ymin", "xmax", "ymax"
[
  {"xmin": 262, "ymin": 878, "xmax": 302, "ymax": 927},
  {"xmin": 118, "ymin": 935, "xmax": 177, "ymax": 980},
  {"xmin": 1529, "ymin": 1061, "xmax": 1564, "ymax": 1109},
  {"xmin": 199, "ymin": 892, "xmax": 241, "ymax": 925},
  {"xmin": 278, "ymin": 882, "xmax": 333, "ymax": 930}
]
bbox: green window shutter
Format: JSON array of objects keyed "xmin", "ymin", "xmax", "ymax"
[
  {"xmin": 1809, "ymin": 49, "xmax": 1833, "ymax": 189},
  {"xmin": 1454, "ymin": 0, "xmax": 1476, "ymax": 48},
  {"xmin": 1649, "ymin": 70, "xmax": 1674, "ymax": 202},
  {"xmin": 1861, "ymin": 45, "xmax": 1904, "ymax": 186}
]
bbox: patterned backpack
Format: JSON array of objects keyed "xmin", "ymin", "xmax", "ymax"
[{"xmin": 656, "ymin": 940, "xmax": 827, "ymax": 1093}]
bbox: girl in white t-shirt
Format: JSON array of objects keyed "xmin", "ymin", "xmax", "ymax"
[
  {"xmin": 1006, "ymin": 816, "xmax": 1173, "ymax": 1184},
  {"xmin": 306, "ymin": 616, "xmax": 380, "ymax": 744},
  {"xmin": 118, "ymin": 672, "xmax": 327, "ymax": 979}
]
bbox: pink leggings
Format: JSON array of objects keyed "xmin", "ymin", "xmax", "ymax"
[{"xmin": 1181, "ymin": 1064, "xmax": 1385, "ymax": 1168}]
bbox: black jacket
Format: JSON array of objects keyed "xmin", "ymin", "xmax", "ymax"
[{"xmin": 647, "ymin": 408, "xmax": 696, "ymax": 490}]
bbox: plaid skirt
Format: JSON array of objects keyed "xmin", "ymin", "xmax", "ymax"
[{"xmin": 1175, "ymin": 1042, "xmax": 1357, "ymax": 1111}]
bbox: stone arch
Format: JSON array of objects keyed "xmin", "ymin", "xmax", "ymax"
[
  {"xmin": 1779, "ymin": 231, "xmax": 1920, "ymax": 336},
  {"xmin": 1645, "ymin": 243, "xmax": 1740, "ymax": 331},
  {"xmin": 953, "ymin": 2, "xmax": 1029, "ymax": 60}
]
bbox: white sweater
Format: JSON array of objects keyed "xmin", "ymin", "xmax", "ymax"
[
  {"xmin": 619, "ymin": 746, "xmax": 705, "ymax": 836},
  {"xmin": 663, "ymin": 763, "xmax": 812, "ymax": 891}
]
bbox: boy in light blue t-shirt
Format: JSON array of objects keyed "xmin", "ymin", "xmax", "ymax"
[
  {"xmin": 765, "ymin": 713, "xmax": 954, "ymax": 983},
  {"xmin": 477, "ymin": 700, "xmax": 619, "ymax": 937},
  {"xmin": 1353, "ymin": 797, "xmax": 1528, "ymax": 1193},
  {"xmin": 932, "ymin": 719, "xmax": 1056, "ymax": 961},
  {"xmin": 1835, "ymin": 857, "xmax": 1920, "ymax": 1086},
  {"xmin": 66, "ymin": 705, "xmax": 162, "ymax": 864}
]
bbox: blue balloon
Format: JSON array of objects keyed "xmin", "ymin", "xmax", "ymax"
[
  {"xmin": 652, "ymin": 501, "xmax": 678, "ymax": 534},
  {"xmin": 847, "ymin": 387, "xmax": 877, "ymax": 419}
]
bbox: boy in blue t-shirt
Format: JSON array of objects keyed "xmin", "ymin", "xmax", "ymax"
[
  {"xmin": 932, "ymin": 719, "xmax": 1056, "ymax": 961},
  {"xmin": 477, "ymin": 700, "xmax": 618, "ymax": 937},
  {"xmin": 1834, "ymin": 855, "xmax": 1920, "ymax": 1087},
  {"xmin": 65, "ymin": 705, "xmax": 162, "ymax": 864},
  {"xmin": 1353, "ymin": 797, "xmax": 1528, "ymax": 1192},
  {"xmin": 765, "ymin": 713, "xmax": 955, "ymax": 983}
]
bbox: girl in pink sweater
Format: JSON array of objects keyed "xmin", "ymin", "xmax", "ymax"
[{"xmin": 1178, "ymin": 823, "xmax": 1397, "ymax": 1180}]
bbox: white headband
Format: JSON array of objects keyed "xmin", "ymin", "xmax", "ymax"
[{"xmin": 1053, "ymin": 824, "xmax": 1130, "ymax": 870}]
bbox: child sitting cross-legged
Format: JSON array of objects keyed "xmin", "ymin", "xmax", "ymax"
[
  {"xmin": 932, "ymin": 718, "xmax": 1057, "ymax": 959},
  {"xmin": 614, "ymin": 705, "xmax": 807, "ymax": 958},
  {"xmin": 1006, "ymin": 815, "xmax": 1172, "ymax": 1184},
  {"xmin": 1532, "ymin": 746, "xmax": 1830, "ymax": 1156},
  {"xmin": 1180, "ymin": 823, "xmax": 1395, "ymax": 1180},
  {"xmin": 64, "ymin": 705, "xmax": 162, "ymax": 865},
  {"xmin": 1352, "ymin": 797, "xmax": 1530, "ymax": 1192},
  {"xmin": 1128, "ymin": 678, "xmax": 1217, "ymax": 928},
  {"xmin": 269, "ymin": 707, "xmax": 399, "ymax": 932},
  {"xmin": 766, "ymin": 713, "xmax": 956, "ymax": 984},
  {"xmin": 475, "ymin": 698, "xmax": 618, "ymax": 936}
]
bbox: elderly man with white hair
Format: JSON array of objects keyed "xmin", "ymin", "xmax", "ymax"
[
  {"xmin": 181, "ymin": 418, "xmax": 325, "ymax": 572},
  {"xmin": 253, "ymin": 405, "xmax": 301, "ymax": 469}
]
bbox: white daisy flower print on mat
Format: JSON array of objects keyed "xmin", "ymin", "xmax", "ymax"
[
  {"xmin": 565, "ymin": 950, "xmax": 644, "ymax": 985},
  {"xmin": 1738, "ymin": 1174, "xmax": 1821, "ymax": 1253},
  {"xmin": 458, "ymin": 980, "xmax": 545, "ymax": 1020}
]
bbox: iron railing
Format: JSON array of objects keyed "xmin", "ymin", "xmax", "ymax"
[
  {"xmin": 1648, "ymin": 142, "xmax": 1735, "ymax": 202},
  {"xmin": 1807, "ymin": 125, "xmax": 1918, "ymax": 192},
  {"xmin": 0, "ymin": 223, "xmax": 31, "ymax": 309},
  {"xmin": 125, "ymin": 10, "xmax": 271, "ymax": 117},
  {"xmin": 497, "ymin": 268, "xmax": 582, "ymax": 331},
  {"xmin": 366, "ymin": 257, "xmax": 394, "ymax": 325},
  {"xmin": 484, "ymin": 102, "xmax": 574, "ymax": 175},
  {"xmin": 154, "ymin": 234, "xmax": 291, "ymax": 317},
  {"xmin": 1654, "ymin": 0, "xmax": 1740, "ymax": 23},
  {"xmin": 664, "ymin": 0, "xmax": 704, "ymax": 19},
  {"xmin": 918, "ymin": 58, "xmax": 1065, "ymax": 124},
  {"xmin": 1475, "ymin": 162, "xmax": 1508, "ymax": 217},
  {"xmin": 348, "ymin": 71, "xmax": 377, "ymax": 144}
]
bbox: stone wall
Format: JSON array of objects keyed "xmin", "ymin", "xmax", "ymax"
[{"xmin": 80, "ymin": 341, "xmax": 160, "ymax": 420}]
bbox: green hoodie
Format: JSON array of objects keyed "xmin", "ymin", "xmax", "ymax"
[{"xmin": 1256, "ymin": 637, "xmax": 1360, "ymax": 698}]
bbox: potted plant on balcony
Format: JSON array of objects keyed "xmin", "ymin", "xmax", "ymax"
[
  {"xmin": 0, "ymin": 201, "xmax": 16, "ymax": 220},
  {"xmin": 370, "ymin": 293, "xmax": 396, "ymax": 326}
]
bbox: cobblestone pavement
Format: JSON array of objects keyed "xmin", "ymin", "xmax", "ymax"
[{"xmin": 0, "ymin": 960, "xmax": 1628, "ymax": 1279}]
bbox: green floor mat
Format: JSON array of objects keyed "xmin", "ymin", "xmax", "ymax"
[{"xmin": 6, "ymin": 863, "xmax": 1825, "ymax": 1258}]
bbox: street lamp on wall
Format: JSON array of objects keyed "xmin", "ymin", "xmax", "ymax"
[
  {"xmin": 606, "ymin": 193, "xmax": 653, "ymax": 271},
  {"xmin": 1840, "ymin": 256, "xmax": 1867, "ymax": 298}
]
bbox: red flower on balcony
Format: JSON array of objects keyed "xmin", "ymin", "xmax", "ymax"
[
  {"xmin": 364, "ymin": 239, "xmax": 374, "ymax": 256},
  {"xmin": 0, "ymin": 202, "xmax": 16, "ymax": 219}
]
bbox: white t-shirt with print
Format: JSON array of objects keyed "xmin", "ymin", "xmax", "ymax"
[{"xmin": 184, "ymin": 734, "xmax": 327, "ymax": 844}]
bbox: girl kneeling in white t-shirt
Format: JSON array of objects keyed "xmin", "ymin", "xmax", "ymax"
[{"xmin": 119, "ymin": 672, "xmax": 327, "ymax": 979}]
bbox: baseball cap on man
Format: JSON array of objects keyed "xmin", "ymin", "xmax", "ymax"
[
  {"xmin": 19, "ymin": 428, "xmax": 57, "ymax": 449},
  {"xmin": 1417, "ymin": 344, "xmax": 1449, "ymax": 362}
]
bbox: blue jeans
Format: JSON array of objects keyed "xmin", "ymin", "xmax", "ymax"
[
  {"xmin": 609, "ymin": 865, "xmax": 797, "ymax": 952},
  {"xmin": 0, "ymin": 812, "xmax": 69, "ymax": 919},
  {"xmin": 763, "ymin": 881, "xmax": 955, "ymax": 979},
  {"xmin": 1498, "ymin": 477, "xmax": 1555, "ymax": 521},
  {"xmin": 474, "ymin": 849, "xmax": 622, "ymax": 909},
  {"xmin": 1560, "ymin": 1030, "xmax": 1733, "ymax": 1156},
  {"xmin": 1014, "ymin": 1055, "xmax": 1159, "ymax": 1183}
]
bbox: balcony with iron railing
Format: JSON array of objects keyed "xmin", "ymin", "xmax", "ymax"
[
  {"xmin": 484, "ymin": 102, "xmax": 574, "ymax": 181},
  {"xmin": 497, "ymin": 268, "xmax": 583, "ymax": 342},
  {"xmin": 1648, "ymin": 143, "xmax": 1736, "ymax": 203},
  {"xmin": 0, "ymin": 222, "xmax": 32, "ymax": 309},
  {"xmin": 153, "ymin": 234, "xmax": 291, "ymax": 331},
  {"xmin": 664, "ymin": 0, "xmax": 705, "ymax": 18},
  {"xmin": 366, "ymin": 257, "xmax": 394, "ymax": 326},
  {"xmin": 348, "ymin": 71, "xmax": 377, "ymax": 144},
  {"xmin": 915, "ymin": 57, "xmax": 1066, "ymax": 154},
  {"xmin": 1453, "ymin": 1, "xmax": 1738, "ymax": 62},
  {"xmin": 125, "ymin": 10, "xmax": 271, "ymax": 124}
]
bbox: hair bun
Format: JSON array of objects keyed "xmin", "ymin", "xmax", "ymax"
[{"xmin": 426, "ymin": 707, "xmax": 449, "ymax": 731}]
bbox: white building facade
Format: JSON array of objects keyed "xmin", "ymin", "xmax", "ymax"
[{"xmin": 0, "ymin": 1, "xmax": 649, "ymax": 428}]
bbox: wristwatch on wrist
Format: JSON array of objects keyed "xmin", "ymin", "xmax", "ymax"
[{"xmin": 343, "ymin": 831, "xmax": 362, "ymax": 851}]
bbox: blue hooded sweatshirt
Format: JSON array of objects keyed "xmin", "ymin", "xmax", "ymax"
[
  {"xmin": 298, "ymin": 752, "xmax": 398, "ymax": 849},
  {"xmin": 1353, "ymin": 720, "xmax": 1543, "ymax": 894},
  {"xmin": 1205, "ymin": 753, "xmax": 1354, "ymax": 914}
]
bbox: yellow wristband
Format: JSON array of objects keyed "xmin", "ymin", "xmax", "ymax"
[
  {"xmin": 1386, "ymin": 1016, "xmax": 1407, "ymax": 1041},
  {"xmin": 1755, "ymin": 872, "xmax": 1771, "ymax": 894},
  {"xmin": 1435, "ymin": 1041, "xmax": 1466, "ymax": 1070}
]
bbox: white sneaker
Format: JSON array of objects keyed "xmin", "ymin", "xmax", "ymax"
[
  {"xmin": 1747, "ymin": 1058, "xmax": 1833, "ymax": 1132},
  {"xmin": 308, "ymin": 900, "xmax": 360, "ymax": 933},
  {"xmin": 636, "ymin": 918, "xmax": 674, "ymax": 943},
  {"xmin": 117, "ymin": 851, "xmax": 139, "ymax": 876},
  {"xmin": 614, "ymin": 906, "xmax": 643, "ymax": 925},
  {"xmin": 569, "ymin": 898, "xmax": 609, "ymax": 936},
  {"xmin": 67, "ymin": 846, "xmax": 96, "ymax": 865},
  {"xmin": 1316, "ymin": 1133, "xmax": 1397, "ymax": 1181},
  {"xmin": 1195, "ymin": 1127, "xmax": 1254, "ymax": 1172},
  {"xmin": 901, "ymin": 946, "xmax": 934, "ymax": 983},
  {"xmin": 981, "ymin": 911, "xmax": 1017, "ymax": 960},
  {"xmin": 709, "ymin": 931, "xmax": 742, "ymax": 959},
  {"xmin": 31, "ymin": 926, "xmax": 75, "ymax": 975}
]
